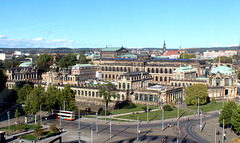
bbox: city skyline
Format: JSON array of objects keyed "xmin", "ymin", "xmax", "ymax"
[{"xmin": 0, "ymin": 0, "xmax": 240, "ymax": 48}]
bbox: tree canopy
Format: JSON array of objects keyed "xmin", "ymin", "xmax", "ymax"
[
  {"xmin": 231, "ymin": 106, "xmax": 240, "ymax": 133},
  {"xmin": 59, "ymin": 53, "xmax": 76, "ymax": 68},
  {"xmin": 214, "ymin": 56, "xmax": 234, "ymax": 63},
  {"xmin": 0, "ymin": 68, "xmax": 7, "ymax": 92},
  {"xmin": 219, "ymin": 100, "xmax": 237, "ymax": 127},
  {"xmin": 179, "ymin": 53, "xmax": 196, "ymax": 59},
  {"xmin": 43, "ymin": 85, "xmax": 60, "ymax": 112},
  {"xmin": 60, "ymin": 84, "xmax": 77, "ymax": 111},
  {"xmin": 185, "ymin": 84, "xmax": 208, "ymax": 106},
  {"xmin": 16, "ymin": 83, "xmax": 33, "ymax": 104},
  {"xmin": 36, "ymin": 54, "xmax": 53, "ymax": 72},
  {"xmin": 76, "ymin": 53, "xmax": 88, "ymax": 64},
  {"xmin": 99, "ymin": 82, "xmax": 116, "ymax": 108}
]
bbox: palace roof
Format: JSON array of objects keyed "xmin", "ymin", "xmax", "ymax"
[
  {"xmin": 101, "ymin": 47, "xmax": 123, "ymax": 52},
  {"xmin": 174, "ymin": 66, "xmax": 196, "ymax": 73},
  {"xmin": 19, "ymin": 62, "xmax": 36, "ymax": 67},
  {"xmin": 209, "ymin": 66, "xmax": 234, "ymax": 75}
]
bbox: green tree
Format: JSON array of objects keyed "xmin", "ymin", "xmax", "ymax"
[
  {"xmin": 14, "ymin": 108, "xmax": 20, "ymax": 121},
  {"xmin": 185, "ymin": 84, "xmax": 208, "ymax": 106},
  {"xmin": 231, "ymin": 106, "xmax": 240, "ymax": 133},
  {"xmin": 44, "ymin": 85, "xmax": 60, "ymax": 112},
  {"xmin": 23, "ymin": 85, "xmax": 46, "ymax": 115},
  {"xmin": 179, "ymin": 53, "xmax": 196, "ymax": 59},
  {"xmin": 238, "ymin": 70, "xmax": 240, "ymax": 79},
  {"xmin": 60, "ymin": 84, "xmax": 77, "ymax": 111},
  {"xmin": 99, "ymin": 82, "xmax": 116, "ymax": 109},
  {"xmin": 34, "ymin": 121, "xmax": 43, "ymax": 137},
  {"xmin": 0, "ymin": 68, "xmax": 7, "ymax": 92},
  {"xmin": 76, "ymin": 53, "xmax": 88, "ymax": 64},
  {"xmin": 59, "ymin": 54, "xmax": 76, "ymax": 68},
  {"xmin": 49, "ymin": 123, "xmax": 58, "ymax": 133},
  {"xmin": 36, "ymin": 54, "xmax": 53, "ymax": 72},
  {"xmin": 211, "ymin": 98, "xmax": 216, "ymax": 104},
  {"xmin": 214, "ymin": 56, "xmax": 233, "ymax": 63},
  {"xmin": 16, "ymin": 84, "xmax": 33, "ymax": 104},
  {"xmin": 219, "ymin": 100, "xmax": 237, "ymax": 127}
]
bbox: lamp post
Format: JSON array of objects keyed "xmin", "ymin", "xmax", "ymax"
[
  {"xmin": 105, "ymin": 104, "xmax": 107, "ymax": 123},
  {"xmin": 222, "ymin": 119, "xmax": 224, "ymax": 143},
  {"xmin": 78, "ymin": 131, "xmax": 81, "ymax": 143},
  {"xmin": 7, "ymin": 111, "xmax": 10, "ymax": 135},
  {"xmin": 162, "ymin": 108, "xmax": 164, "ymax": 131},
  {"xmin": 147, "ymin": 104, "xmax": 149, "ymax": 123},
  {"xmin": 137, "ymin": 116, "xmax": 139, "ymax": 140},
  {"xmin": 96, "ymin": 112, "xmax": 98, "ymax": 133},
  {"xmin": 78, "ymin": 108, "xmax": 80, "ymax": 130},
  {"xmin": 60, "ymin": 105, "xmax": 62, "ymax": 127},
  {"xmin": 110, "ymin": 114, "xmax": 112, "ymax": 139}
]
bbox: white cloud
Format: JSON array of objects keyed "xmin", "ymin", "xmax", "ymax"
[
  {"xmin": 33, "ymin": 37, "xmax": 44, "ymax": 41},
  {"xmin": 0, "ymin": 35, "xmax": 75, "ymax": 48}
]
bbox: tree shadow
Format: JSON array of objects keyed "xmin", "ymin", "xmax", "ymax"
[{"xmin": 149, "ymin": 115, "xmax": 158, "ymax": 122}]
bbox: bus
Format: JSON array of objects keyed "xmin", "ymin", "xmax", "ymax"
[{"xmin": 54, "ymin": 110, "xmax": 75, "ymax": 121}]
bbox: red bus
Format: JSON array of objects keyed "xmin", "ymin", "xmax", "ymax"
[{"xmin": 54, "ymin": 110, "xmax": 75, "ymax": 121}]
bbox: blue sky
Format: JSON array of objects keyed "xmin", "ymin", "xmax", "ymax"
[{"xmin": 0, "ymin": 0, "xmax": 239, "ymax": 48}]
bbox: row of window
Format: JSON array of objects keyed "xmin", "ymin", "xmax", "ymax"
[
  {"xmin": 74, "ymin": 90, "xmax": 125, "ymax": 100},
  {"xmin": 209, "ymin": 77, "xmax": 233, "ymax": 87},
  {"xmin": 171, "ymin": 82, "xmax": 193, "ymax": 87},
  {"xmin": 101, "ymin": 67, "xmax": 131, "ymax": 72},
  {"xmin": 154, "ymin": 76, "xmax": 170, "ymax": 82},
  {"xmin": 147, "ymin": 68, "xmax": 173, "ymax": 74},
  {"xmin": 134, "ymin": 94, "xmax": 158, "ymax": 102},
  {"xmin": 118, "ymin": 83, "xmax": 130, "ymax": 90}
]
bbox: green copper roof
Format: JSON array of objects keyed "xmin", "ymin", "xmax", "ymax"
[
  {"xmin": 101, "ymin": 47, "xmax": 123, "ymax": 51},
  {"xmin": 19, "ymin": 62, "xmax": 35, "ymax": 67},
  {"xmin": 117, "ymin": 54, "xmax": 137, "ymax": 58},
  {"xmin": 73, "ymin": 64, "xmax": 93, "ymax": 67},
  {"xmin": 209, "ymin": 66, "xmax": 234, "ymax": 75},
  {"xmin": 174, "ymin": 66, "xmax": 196, "ymax": 73}
]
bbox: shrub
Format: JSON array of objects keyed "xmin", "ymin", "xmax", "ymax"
[
  {"xmin": 114, "ymin": 100, "xmax": 137, "ymax": 109},
  {"xmin": 211, "ymin": 98, "xmax": 216, "ymax": 104},
  {"xmin": 99, "ymin": 110, "xmax": 110, "ymax": 116},
  {"xmin": 142, "ymin": 105, "xmax": 147, "ymax": 112},
  {"xmin": 16, "ymin": 123, "xmax": 23, "ymax": 131},
  {"xmin": 170, "ymin": 102, "xmax": 175, "ymax": 108},
  {"xmin": 49, "ymin": 123, "xmax": 58, "ymax": 133},
  {"xmin": 33, "ymin": 121, "xmax": 43, "ymax": 136},
  {"xmin": 163, "ymin": 105, "xmax": 173, "ymax": 111}
]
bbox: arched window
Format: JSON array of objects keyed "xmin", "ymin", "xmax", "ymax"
[
  {"xmin": 152, "ymin": 68, "xmax": 154, "ymax": 73},
  {"xmin": 109, "ymin": 74, "xmax": 111, "ymax": 78},
  {"xmin": 149, "ymin": 95, "xmax": 153, "ymax": 102},
  {"xmin": 216, "ymin": 77, "xmax": 221, "ymax": 86},
  {"xmin": 169, "ymin": 69, "xmax": 172, "ymax": 74},
  {"xmin": 117, "ymin": 94, "xmax": 120, "ymax": 100},
  {"xmin": 101, "ymin": 67, "xmax": 104, "ymax": 71},
  {"xmin": 156, "ymin": 68, "xmax": 159, "ymax": 73},
  {"xmin": 102, "ymin": 74, "xmax": 104, "ymax": 78},
  {"xmin": 154, "ymin": 95, "xmax": 158, "ymax": 102},
  {"xmin": 164, "ymin": 77, "xmax": 167, "ymax": 81},
  {"xmin": 123, "ymin": 83, "xmax": 126, "ymax": 90},
  {"xmin": 147, "ymin": 68, "xmax": 150, "ymax": 73},
  {"xmin": 109, "ymin": 67, "xmax": 111, "ymax": 71},
  {"xmin": 106, "ymin": 67, "xmax": 108, "ymax": 71},
  {"xmin": 92, "ymin": 92, "xmax": 95, "ymax": 97},
  {"xmin": 136, "ymin": 68, "xmax": 139, "ymax": 72},
  {"xmin": 179, "ymin": 83, "xmax": 181, "ymax": 86},
  {"xmin": 128, "ymin": 67, "xmax": 131, "ymax": 72},
  {"xmin": 165, "ymin": 68, "xmax": 168, "ymax": 73},
  {"xmin": 169, "ymin": 77, "xmax": 171, "ymax": 82},
  {"xmin": 122, "ymin": 94, "xmax": 125, "ymax": 100},
  {"xmin": 113, "ymin": 67, "xmax": 115, "ymax": 71},
  {"xmin": 89, "ymin": 91, "xmax": 91, "ymax": 96},
  {"xmin": 175, "ymin": 83, "xmax": 177, "ymax": 86},
  {"xmin": 120, "ymin": 67, "xmax": 123, "ymax": 71},
  {"xmin": 225, "ymin": 78, "xmax": 229, "ymax": 86},
  {"xmin": 160, "ymin": 77, "xmax": 162, "ymax": 81},
  {"xmin": 160, "ymin": 68, "xmax": 163, "ymax": 73},
  {"xmin": 171, "ymin": 83, "xmax": 173, "ymax": 86},
  {"xmin": 209, "ymin": 77, "xmax": 212, "ymax": 86},
  {"xmin": 78, "ymin": 90, "xmax": 80, "ymax": 95},
  {"xmin": 145, "ymin": 94, "xmax": 148, "ymax": 101},
  {"xmin": 127, "ymin": 83, "xmax": 130, "ymax": 90},
  {"xmin": 81, "ymin": 91, "xmax": 84, "ymax": 96},
  {"xmin": 119, "ymin": 83, "xmax": 121, "ymax": 89},
  {"xmin": 140, "ymin": 94, "xmax": 143, "ymax": 101},
  {"xmin": 105, "ymin": 74, "xmax": 107, "ymax": 78},
  {"xmin": 124, "ymin": 67, "xmax": 127, "ymax": 72},
  {"xmin": 156, "ymin": 76, "xmax": 158, "ymax": 81},
  {"xmin": 135, "ymin": 94, "xmax": 138, "ymax": 100},
  {"xmin": 85, "ymin": 91, "xmax": 87, "ymax": 96},
  {"xmin": 117, "ymin": 67, "xmax": 119, "ymax": 71}
]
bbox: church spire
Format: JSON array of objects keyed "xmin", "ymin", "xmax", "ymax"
[{"xmin": 163, "ymin": 40, "xmax": 166, "ymax": 54}]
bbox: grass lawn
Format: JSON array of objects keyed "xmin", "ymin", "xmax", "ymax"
[
  {"xmin": 0, "ymin": 124, "xmax": 34, "ymax": 134},
  {"xmin": 110, "ymin": 104, "xmax": 157, "ymax": 115},
  {"xmin": 187, "ymin": 102, "xmax": 223, "ymax": 112},
  {"xmin": 21, "ymin": 134, "xmax": 36, "ymax": 141},
  {"xmin": 20, "ymin": 130, "xmax": 57, "ymax": 141},
  {"xmin": 116, "ymin": 108, "xmax": 193, "ymax": 121}
]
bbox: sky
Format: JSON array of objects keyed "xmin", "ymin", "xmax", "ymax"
[{"xmin": 0, "ymin": 0, "xmax": 240, "ymax": 48}]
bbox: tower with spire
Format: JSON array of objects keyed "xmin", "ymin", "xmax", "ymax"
[{"xmin": 163, "ymin": 40, "xmax": 166, "ymax": 54}]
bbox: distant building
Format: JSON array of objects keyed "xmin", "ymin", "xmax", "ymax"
[
  {"xmin": 0, "ymin": 53, "xmax": 12, "ymax": 61},
  {"xmin": 100, "ymin": 46, "xmax": 128, "ymax": 59},
  {"xmin": 163, "ymin": 41, "xmax": 166, "ymax": 54},
  {"xmin": 163, "ymin": 50, "xmax": 179, "ymax": 59}
]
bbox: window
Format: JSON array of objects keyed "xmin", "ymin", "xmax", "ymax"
[
  {"xmin": 109, "ymin": 74, "xmax": 111, "ymax": 78},
  {"xmin": 149, "ymin": 95, "xmax": 153, "ymax": 102},
  {"xmin": 169, "ymin": 69, "xmax": 172, "ymax": 74},
  {"xmin": 117, "ymin": 94, "xmax": 120, "ymax": 100},
  {"xmin": 160, "ymin": 68, "xmax": 163, "ymax": 73},
  {"xmin": 89, "ymin": 91, "xmax": 91, "ymax": 96},
  {"xmin": 123, "ymin": 83, "xmax": 126, "ymax": 90},
  {"xmin": 122, "ymin": 94, "xmax": 125, "ymax": 100},
  {"xmin": 183, "ymin": 83, "xmax": 185, "ymax": 86},
  {"xmin": 85, "ymin": 91, "xmax": 87, "ymax": 96},
  {"xmin": 152, "ymin": 68, "xmax": 154, "ymax": 73},
  {"xmin": 225, "ymin": 78, "xmax": 229, "ymax": 86},
  {"xmin": 175, "ymin": 83, "xmax": 177, "ymax": 86},
  {"xmin": 171, "ymin": 83, "xmax": 173, "ymax": 86},
  {"xmin": 145, "ymin": 94, "xmax": 148, "ymax": 101},
  {"xmin": 164, "ymin": 77, "xmax": 167, "ymax": 81},
  {"xmin": 81, "ymin": 91, "xmax": 84, "ymax": 96},
  {"xmin": 113, "ymin": 74, "xmax": 115, "ymax": 79},
  {"xmin": 147, "ymin": 68, "xmax": 150, "ymax": 73},
  {"xmin": 135, "ymin": 94, "xmax": 138, "ymax": 100},
  {"xmin": 216, "ymin": 77, "xmax": 221, "ymax": 86},
  {"xmin": 117, "ymin": 67, "xmax": 119, "ymax": 71},
  {"xmin": 165, "ymin": 69, "xmax": 168, "ymax": 73},
  {"xmin": 154, "ymin": 95, "xmax": 158, "ymax": 102},
  {"xmin": 181, "ymin": 75, "xmax": 183, "ymax": 80},
  {"xmin": 124, "ymin": 67, "xmax": 127, "ymax": 72},
  {"xmin": 209, "ymin": 77, "xmax": 212, "ymax": 86},
  {"xmin": 105, "ymin": 74, "xmax": 107, "ymax": 78},
  {"xmin": 127, "ymin": 83, "xmax": 130, "ymax": 90},
  {"xmin": 178, "ymin": 75, "xmax": 180, "ymax": 80},
  {"xmin": 140, "ymin": 94, "xmax": 143, "ymax": 101},
  {"xmin": 78, "ymin": 90, "xmax": 80, "ymax": 95},
  {"xmin": 160, "ymin": 77, "xmax": 162, "ymax": 81},
  {"xmin": 92, "ymin": 92, "xmax": 95, "ymax": 97},
  {"xmin": 179, "ymin": 83, "xmax": 181, "ymax": 86},
  {"xmin": 156, "ymin": 76, "xmax": 158, "ymax": 81},
  {"xmin": 156, "ymin": 68, "xmax": 159, "ymax": 73},
  {"xmin": 118, "ymin": 83, "xmax": 122, "ymax": 89}
]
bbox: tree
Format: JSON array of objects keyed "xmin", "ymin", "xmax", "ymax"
[
  {"xmin": 34, "ymin": 121, "xmax": 43, "ymax": 137},
  {"xmin": 231, "ymin": 106, "xmax": 240, "ymax": 133},
  {"xmin": 49, "ymin": 123, "xmax": 58, "ymax": 133},
  {"xmin": 36, "ymin": 54, "xmax": 53, "ymax": 72},
  {"xmin": 44, "ymin": 85, "xmax": 60, "ymax": 112},
  {"xmin": 179, "ymin": 53, "xmax": 196, "ymax": 59},
  {"xmin": 14, "ymin": 108, "xmax": 20, "ymax": 121},
  {"xmin": 0, "ymin": 68, "xmax": 7, "ymax": 92},
  {"xmin": 219, "ymin": 100, "xmax": 237, "ymax": 127},
  {"xmin": 185, "ymin": 84, "xmax": 208, "ymax": 106},
  {"xmin": 23, "ymin": 85, "xmax": 45, "ymax": 115},
  {"xmin": 59, "ymin": 54, "xmax": 76, "ymax": 68},
  {"xmin": 16, "ymin": 84, "xmax": 33, "ymax": 104},
  {"xmin": 211, "ymin": 98, "xmax": 216, "ymax": 104},
  {"xmin": 76, "ymin": 53, "xmax": 88, "ymax": 64},
  {"xmin": 99, "ymin": 82, "xmax": 116, "ymax": 109},
  {"xmin": 238, "ymin": 70, "xmax": 240, "ymax": 79},
  {"xmin": 60, "ymin": 84, "xmax": 77, "ymax": 111},
  {"xmin": 214, "ymin": 56, "xmax": 233, "ymax": 63}
]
